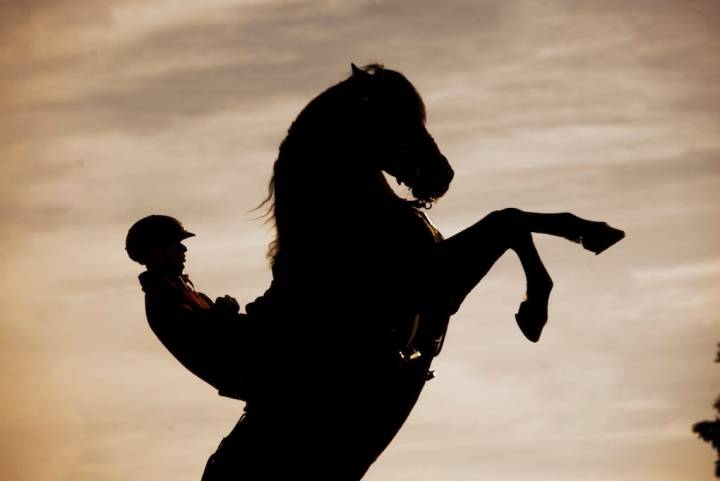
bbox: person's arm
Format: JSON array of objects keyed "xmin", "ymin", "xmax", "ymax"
[{"xmin": 143, "ymin": 277, "xmax": 248, "ymax": 398}]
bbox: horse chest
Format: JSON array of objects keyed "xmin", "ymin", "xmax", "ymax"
[{"xmin": 381, "ymin": 206, "xmax": 443, "ymax": 265}]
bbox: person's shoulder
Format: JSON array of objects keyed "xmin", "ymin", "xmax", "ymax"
[{"xmin": 138, "ymin": 270, "xmax": 180, "ymax": 296}]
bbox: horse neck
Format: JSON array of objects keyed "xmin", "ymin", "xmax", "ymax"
[{"xmin": 273, "ymin": 150, "xmax": 401, "ymax": 256}]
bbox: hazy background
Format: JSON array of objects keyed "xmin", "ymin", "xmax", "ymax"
[{"xmin": 2, "ymin": 0, "xmax": 719, "ymax": 479}]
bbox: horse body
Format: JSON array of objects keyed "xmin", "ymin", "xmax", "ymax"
[
  {"xmin": 229, "ymin": 199, "xmax": 444, "ymax": 480},
  {"xmin": 207, "ymin": 65, "xmax": 452, "ymax": 479},
  {"xmin": 201, "ymin": 64, "xmax": 624, "ymax": 480},
  {"xmin": 252, "ymin": 64, "xmax": 452, "ymax": 384}
]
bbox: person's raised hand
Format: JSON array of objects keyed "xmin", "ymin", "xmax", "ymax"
[{"xmin": 215, "ymin": 295, "xmax": 240, "ymax": 314}]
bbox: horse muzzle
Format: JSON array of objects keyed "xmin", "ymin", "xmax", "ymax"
[{"xmin": 411, "ymin": 154, "xmax": 454, "ymax": 202}]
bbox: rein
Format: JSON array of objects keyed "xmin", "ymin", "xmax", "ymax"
[{"xmin": 408, "ymin": 198, "xmax": 434, "ymax": 210}]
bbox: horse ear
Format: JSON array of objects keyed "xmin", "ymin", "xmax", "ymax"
[
  {"xmin": 351, "ymin": 63, "xmax": 368, "ymax": 78},
  {"xmin": 351, "ymin": 63, "xmax": 373, "ymax": 103}
]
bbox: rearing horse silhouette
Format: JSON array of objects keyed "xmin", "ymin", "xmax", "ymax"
[{"xmin": 201, "ymin": 64, "xmax": 624, "ymax": 480}]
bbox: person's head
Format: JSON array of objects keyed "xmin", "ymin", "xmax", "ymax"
[{"xmin": 125, "ymin": 215, "xmax": 195, "ymax": 274}]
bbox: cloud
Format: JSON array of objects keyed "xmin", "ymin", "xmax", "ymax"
[
  {"xmin": 2, "ymin": 1, "xmax": 719, "ymax": 480},
  {"xmin": 0, "ymin": 0, "xmax": 503, "ymax": 142}
]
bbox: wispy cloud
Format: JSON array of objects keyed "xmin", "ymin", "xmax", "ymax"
[{"xmin": 1, "ymin": 0, "xmax": 719, "ymax": 480}]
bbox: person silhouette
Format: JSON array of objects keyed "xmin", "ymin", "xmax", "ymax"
[{"xmin": 126, "ymin": 214, "xmax": 250, "ymax": 401}]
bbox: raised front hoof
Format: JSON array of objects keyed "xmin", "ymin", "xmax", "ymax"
[
  {"xmin": 581, "ymin": 222, "xmax": 626, "ymax": 255},
  {"xmin": 514, "ymin": 301, "xmax": 546, "ymax": 343}
]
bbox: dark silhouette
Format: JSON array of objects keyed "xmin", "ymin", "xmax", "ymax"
[
  {"xmin": 126, "ymin": 215, "xmax": 251, "ymax": 401},
  {"xmin": 197, "ymin": 63, "xmax": 624, "ymax": 480},
  {"xmin": 693, "ymin": 342, "xmax": 720, "ymax": 477},
  {"xmin": 128, "ymin": 65, "xmax": 625, "ymax": 480}
]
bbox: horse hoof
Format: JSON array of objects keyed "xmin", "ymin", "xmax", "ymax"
[
  {"xmin": 515, "ymin": 300, "xmax": 546, "ymax": 343},
  {"xmin": 581, "ymin": 222, "xmax": 625, "ymax": 255}
]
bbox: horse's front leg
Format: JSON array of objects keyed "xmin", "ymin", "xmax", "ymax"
[
  {"xmin": 423, "ymin": 209, "xmax": 551, "ymax": 341},
  {"xmin": 423, "ymin": 208, "xmax": 624, "ymax": 342},
  {"xmin": 512, "ymin": 231, "xmax": 553, "ymax": 342}
]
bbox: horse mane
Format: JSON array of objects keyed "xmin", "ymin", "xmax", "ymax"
[{"xmin": 258, "ymin": 64, "xmax": 427, "ymax": 266}]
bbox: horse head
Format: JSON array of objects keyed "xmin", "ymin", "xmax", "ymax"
[
  {"xmin": 348, "ymin": 63, "xmax": 454, "ymax": 207},
  {"xmin": 263, "ymin": 64, "xmax": 453, "ymax": 264}
]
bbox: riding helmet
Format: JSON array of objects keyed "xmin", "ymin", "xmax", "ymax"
[{"xmin": 125, "ymin": 215, "xmax": 195, "ymax": 264}]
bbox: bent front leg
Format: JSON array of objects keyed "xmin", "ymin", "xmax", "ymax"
[
  {"xmin": 422, "ymin": 208, "xmax": 536, "ymax": 318},
  {"xmin": 421, "ymin": 208, "xmax": 623, "ymax": 341},
  {"xmin": 512, "ymin": 231, "xmax": 553, "ymax": 342}
]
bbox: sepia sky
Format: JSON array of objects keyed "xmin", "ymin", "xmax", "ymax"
[{"xmin": 2, "ymin": 0, "xmax": 719, "ymax": 479}]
